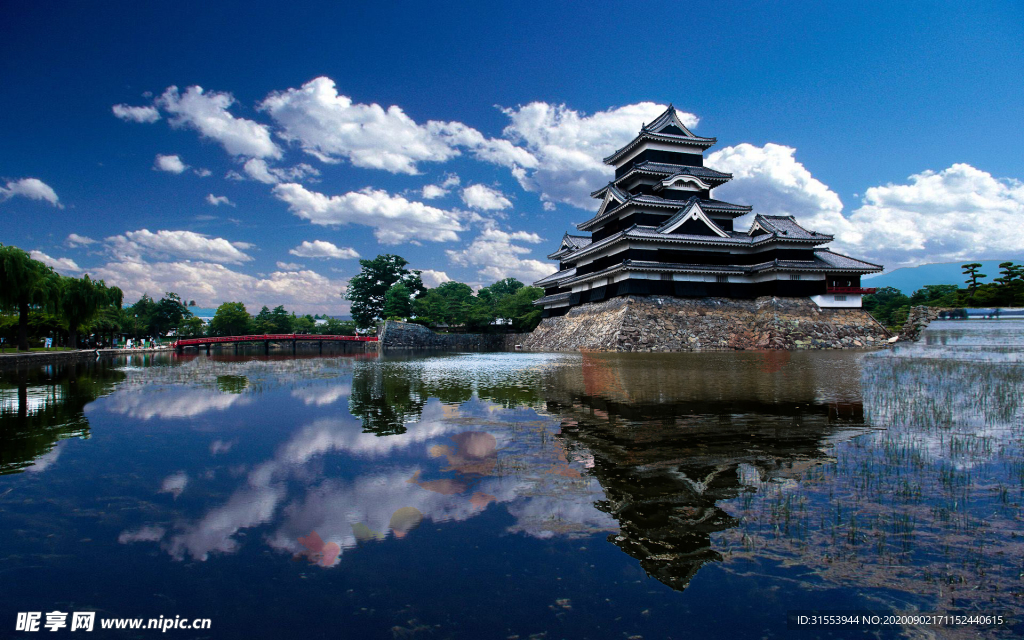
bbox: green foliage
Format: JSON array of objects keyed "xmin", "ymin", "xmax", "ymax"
[
  {"xmin": 0, "ymin": 245, "xmax": 62, "ymax": 350},
  {"xmin": 346, "ymin": 254, "xmax": 425, "ymax": 329},
  {"xmin": 177, "ymin": 316, "xmax": 206, "ymax": 337},
  {"xmin": 292, "ymin": 315, "xmax": 316, "ymax": 334},
  {"xmin": 322, "ymin": 317, "xmax": 357, "ymax": 335},
  {"xmin": 384, "ymin": 282, "xmax": 413, "ymax": 319},
  {"xmin": 209, "ymin": 302, "xmax": 251, "ymax": 336},
  {"xmin": 495, "ymin": 286, "xmax": 544, "ymax": 331},
  {"xmin": 862, "ymin": 286, "xmax": 911, "ymax": 328}
]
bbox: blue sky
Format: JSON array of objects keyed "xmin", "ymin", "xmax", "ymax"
[{"xmin": 2, "ymin": 1, "xmax": 1022, "ymax": 313}]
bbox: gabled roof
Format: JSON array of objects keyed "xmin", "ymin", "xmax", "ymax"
[
  {"xmin": 655, "ymin": 198, "xmax": 729, "ymax": 237},
  {"xmin": 589, "ymin": 182, "xmax": 631, "ymax": 207},
  {"xmin": 747, "ymin": 214, "xmax": 833, "ymax": 241},
  {"xmin": 576, "ymin": 194, "xmax": 752, "ymax": 232},
  {"xmin": 546, "ymin": 233, "xmax": 592, "ymax": 259},
  {"xmin": 534, "ymin": 266, "xmax": 576, "ymax": 287},
  {"xmin": 603, "ymin": 106, "xmax": 717, "ymax": 165},
  {"xmin": 641, "ymin": 105, "xmax": 699, "ymax": 137},
  {"xmin": 814, "ymin": 250, "xmax": 883, "ymax": 272}
]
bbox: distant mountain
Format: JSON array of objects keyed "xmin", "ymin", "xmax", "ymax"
[{"xmin": 864, "ymin": 260, "xmax": 1013, "ymax": 295}]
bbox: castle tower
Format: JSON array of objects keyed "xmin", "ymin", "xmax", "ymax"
[{"xmin": 533, "ymin": 106, "xmax": 882, "ymax": 317}]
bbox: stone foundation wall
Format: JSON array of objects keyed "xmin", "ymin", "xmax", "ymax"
[
  {"xmin": 519, "ymin": 296, "xmax": 891, "ymax": 352},
  {"xmin": 898, "ymin": 306, "xmax": 961, "ymax": 341},
  {"xmin": 378, "ymin": 321, "xmax": 521, "ymax": 351}
]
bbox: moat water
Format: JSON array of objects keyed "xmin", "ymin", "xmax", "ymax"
[{"xmin": 2, "ymin": 321, "xmax": 1023, "ymax": 638}]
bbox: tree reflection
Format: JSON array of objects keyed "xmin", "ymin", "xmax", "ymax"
[
  {"xmin": 348, "ymin": 362, "xmax": 425, "ymax": 436},
  {"xmin": 0, "ymin": 361, "xmax": 124, "ymax": 474}
]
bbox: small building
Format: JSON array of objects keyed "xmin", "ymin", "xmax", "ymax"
[{"xmin": 533, "ymin": 106, "xmax": 881, "ymax": 317}]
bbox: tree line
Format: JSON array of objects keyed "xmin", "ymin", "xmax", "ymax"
[
  {"xmin": 864, "ymin": 262, "xmax": 1024, "ymax": 328},
  {"xmin": 1, "ymin": 245, "xmax": 123, "ymax": 351},
  {"xmin": 345, "ymin": 254, "xmax": 544, "ymax": 332}
]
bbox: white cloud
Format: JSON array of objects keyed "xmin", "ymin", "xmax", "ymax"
[
  {"xmin": 421, "ymin": 184, "xmax": 447, "ymax": 199},
  {"xmin": 112, "ymin": 103, "xmax": 161, "ymax": 123},
  {"xmin": 30, "ymin": 250, "xmax": 81, "ymax": 274},
  {"xmin": 66, "ymin": 233, "xmax": 96, "ymax": 247},
  {"xmin": 242, "ymin": 158, "xmax": 320, "ymax": 184},
  {"xmin": 289, "ymin": 240, "xmax": 360, "ymax": 259},
  {"xmin": 707, "ymin": 143, "xmax": 844, "ymax": 229},
  {"xmin": 836, "ymin": 164, "xmax": 1024, "ymax": 267},
  {"xmin": 706, "ymin": 143, "xmax": 1024, "ymax": 268},
  {"xmin": 461, "ymin": 184, "xmax": 512, "ymax": 210},
  {"xmin": 206, "ymin": 194, "xmax": 235, "ymax": 207},
  {"xmin": 158, "ymin": 85, "xmax": 281, "ymax": 158},
  {"xmin": 273, "ymin": 183, "xmax": 464, "ymax": 244},
  {"xmin": 105, "ymin": 229, "xmax": 254, "ymax": 264},
  {"xmin": 154, "ymin": 154, "xmax": 188, "ymax": 174},
  {"xmin": 0, "ymin": 177, "xmax": 61, "ymax": 207},
  {"xmin": 260, "ymin": 77, "xmax": 460, "ymax": 173},
  {"xmin": 159, "ymin": 471, "xmax": 189, "ymax": 498},
  {"xmin": 276, "ymin": 261, "xmax": 303, "ymax": 270},
  {"xmin": 421, "ymin": 174, "xmax": 461, "ymax": 199},
  {"xmin": 259, "ymin": 77, "xmax": 533, "ymax": 174},
  {"xmin": 446, "ymin": 227, "xmax": 554, "ymax": 284},
  {"xmin": 194, "ymin": 168, "xmax": 213, "ymax": 177},
  {"xmin": 500, "ymin": 101, "xmax": 679, "ymax": 208},
  {"xmin": 419, "ymin": 269, "xmax": 451, "ymax": 288},
  {"xmin": 92, "ymin": 259, "xmax": 349, "ymax": 314}
]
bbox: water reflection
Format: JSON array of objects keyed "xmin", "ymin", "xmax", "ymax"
[
  {"xmin": 1, "ymin": 327, "xmax": 1022, "ymax": 637},
  {"xmin": 0, "ymin": 361, "xmax": 124, "ymax": 475}
]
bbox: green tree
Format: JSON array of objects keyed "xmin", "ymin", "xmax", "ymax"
[
  {"xmin": 268, "ymin": 305, "xmax": 293, "ymax": 333},
  {"xmin": 384, "ymin": 282, "xmax": 413, "ymax": 318},
  {"xmin": 962, "ymin": 263, "xmax": 986, "ymax": 302},
  {"xmin": 178, "ymin": 316, "xmax": 206, "ymax": 337},
  {"xmin": 495, "ymin": 286, "xmax": 544, "ymax": 331},
  {"xmin": 436, "ymin": 281, "xmax": 474, "ymax": 326},
  {"xmin": 58, "ymin": 275, "xmax": 123, "ymax": 348},
  {"xmin": 292, "ymin": 315, "xmax": 316, "ymax": 334},
  {"xmin": 323, "ymin": 317, "xmax": 357, "ymax": 335},
  {"xmin": 346, "ymin": 254, "xmax": 424, "ymax": 329},
  {"xmin": 412, "ymin": 289, "xmax": 448, "ymax": 326},
  {"xmin": 0, "ymin": 245, "xmax": 62, "ymax": 350},
  {"xmin": 252, "ymin": 306, "xmax": 273, "ymax": 333},
  {"xmin": 124, "ymin": 294, "xmax": 157, "ymax": 339},
  {"xmin": 149, "ymin": 293, "xmax": 191, "ymax": 337},
  {"xmin": 208, "ymin": 302, "xmax": 251, "ymax": 336}
]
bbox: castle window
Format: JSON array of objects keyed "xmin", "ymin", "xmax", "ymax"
[
  {"xmin": 790, "ymin": 274, "xmax": 801, "ymax": 280},
  {"xmin": 834, "ymin": 295, "xmax": 847, "ymax": 302},
  {"xmin": 716, "ymin": 275, "xmax": 729, "ymax": 283}
]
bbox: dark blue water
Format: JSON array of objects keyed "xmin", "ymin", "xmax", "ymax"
[{"xmin": 2, "ymin": 321, "xmax": 1022, "ymax": 638}]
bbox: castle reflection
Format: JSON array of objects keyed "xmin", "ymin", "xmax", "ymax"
[{"xmin": 539, "ymin": 351, "xmax": 871, "ymax": 591}]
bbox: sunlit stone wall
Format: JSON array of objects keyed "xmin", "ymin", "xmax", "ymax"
[{"xmin": 519, "ymin": 295, "xmax": 890, "ymax": 352}]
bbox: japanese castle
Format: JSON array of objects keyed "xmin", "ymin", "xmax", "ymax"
[{"xmin": 533, "ymin": 106, "xmax": 881, "ymax": 317}]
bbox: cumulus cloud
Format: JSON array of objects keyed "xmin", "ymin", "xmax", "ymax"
[
  {"xmin": 259, "ymin": 77, "xmax": 532, "ymax": 174},
  {"xmin": 112, "ymin": 103, "xmax": 161, "ymax": 123},
  {"xmin": 707, "ymin": 143, "xmax": 1024, "ymax": 268},
  {"xmin": 105, "ymin": 229, "xmax": 254, "ymax": 264},
  {"xmin": 66, "ymin": 233, "xmax": 96, "ymax": 247},
  {"xmin": 241, "ymin": 158, "xmax": 320, "ymax": 184},
  {"xmin": 30, "ymin": 250, "xmax": 82, "ymax": 274},
  {"xmin": 0, "ymin": 177, "xmax": 61, "ymax": 207},
  {"xmin": 289, "ymin": 240, "xmax": 360, "ymax": 259},
  {"xmin": 707, "ymin": 143, "xmax": 844, "ymax": 228},
  {"xmin": 501, "ymin": 101, "xmax": 679, "ymax": 208},
  {"xmin": 92, "ymin": 259, "xmax": 349, "ymax": 314},
  {"xmin": 419, "ymin": 269, "xmax": 451, "ymax": 287},
  {"xmin": 206, "ymin": 194, "xmax": 235, "ymax": 207},
  {"xmin": 154, "ymin": 154, "xmax": 188, "ymax": 174},
  {"xmin": 836, "ymin": 164, "xmax": 1024, "ymax": 267},
  {"xmin": 422, "ymin": 174, "xmax": 461, "ymax": 199},
  {"xmin": 194, "ymin": 168, "xmax": 213, "ymax": 177},
  {"xmin": 273, "ymin": 183, "xmax": 464, "ymax": 244},
  {"xmin": 446, "ymin": 227, "xmax": 553, "ymax": 283},
  {"xmin": 276, "ymin": 261, "xmax": 303, "ymax": 270},
  {"xmin": 158, "ymin": 85, "xmax": 281, "ymax": 158},
  {"xmin": 461, "ymin": 184, "xmax": 512, "ymax": 210}
]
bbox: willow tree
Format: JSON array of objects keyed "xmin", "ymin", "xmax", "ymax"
[
  {"xmin": 58, "ymin": 275, "xmax": 123, "ymax": 348},
  {"xmin": 0, "ymin": 245, "xmax": 61, "ymax": 351}
]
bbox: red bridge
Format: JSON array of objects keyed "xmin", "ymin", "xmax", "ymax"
[{"xmin": 174, "ymin": 334, "xmax": 377, "ymax": 354}]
